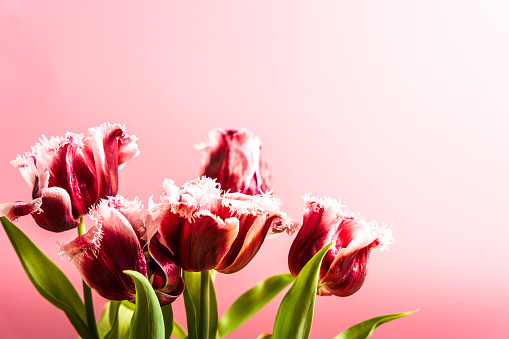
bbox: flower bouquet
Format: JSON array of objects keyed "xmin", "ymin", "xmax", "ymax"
[{"xmin": 1, "ymin": 123, "xmax": 415, "ymax": 339}]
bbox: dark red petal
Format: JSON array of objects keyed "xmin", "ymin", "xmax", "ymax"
[
  {"xmin": 148, "ymin": 233, "xmax": 184, "ymax": 305},
  {"xmin": 216, "ymin": 214, "xmax": 281, "ymax": 274},
  {"xmin": 106, "ymin": 196, "xmax": 147, "ymax": 246},
  {"xmin": 158, "ymin": 211, "xmax": 185, "ymax": 258},
  {"xmin": 199, "ymin": 130, "xmax": 229, "ymax": 184},
  {"xmin": 177, "ymin": 214, "xmax": 239, "ymax": 271},
  {"xmin": 288, "ymin": 202, "xmax": 339, "ymax": 278},
  {"xmin": 86, "ymin": 124, "xmax": 139, "ymax": 201},
  {"xmin": 319, "ymin": 246, "xmax": 372, "ymax": 297},
  {"xmin": 32, "ymin": 187, "xmax": 80, "ymax": 232},
  {"xmin": 61, "ymin": 208, "xmax": 146, "ymax": 302},
  {"xmin": 66, "ymin": 145, "xmax": 98, "ymax": 218}
]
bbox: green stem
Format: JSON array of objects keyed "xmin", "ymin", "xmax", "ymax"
[
  {"xmin": 199, "ymin": 270, "xmax": 211, "ymax": 339},
  {"xmin": 78, "ymin": 218, "xmax": 100, "ymax": 339}
]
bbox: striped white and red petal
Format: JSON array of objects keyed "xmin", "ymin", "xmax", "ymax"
[
  {"xmin": 85, "ymin": 123, "xmax": 140, "ymax": 200},
  {"xmin": 60, "ymin": 200, "xmax": 146, "ymax": 302}
]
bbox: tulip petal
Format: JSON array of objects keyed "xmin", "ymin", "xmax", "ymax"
[
  {"xmin": 178, "ymin": 214, "xmax": 239, "ymax": 271},
  {"xmin": 60, "ymin": 204, "xmax": 147, "ymax": 302},
  {"xmin": 32, "ymin": 187, "xmax": 81, "ymax": 232},
  {"xmin": 0, "ymin": 198, "xmax": 42, "ymax": 221},
  {"xmin": 159, "ymin": 209, "xmax": 239, "ymax": 271},
  {"xmin": 320, "ymin": 245, "xmax": 372, "ymax": 297},
  {"xmin": 105, "ymin": 196, "xmax": 147, "ymax": 246},
  {"xmin": 66, "ymin": 144, "xmax": 99, "ymax": 218},
  {"xmin": 288, "ymin": 195, "xmax": 345, "ymax": 278},
  {"xmin": 216, "ymin": 214, "xmax": 282, "ymax": 273},
  {"xmin": 86, "ymin": 123, "xmax": 140, "ymax": 200},
  {"xmin": 148, "ymin": 233, "xmax": 185, "ymax": 305},
  {"xmin": 321, "ymin": 219, "xmax": 393, "ymax": 296}
]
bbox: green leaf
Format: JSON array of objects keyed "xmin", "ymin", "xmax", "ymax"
[
  {"xmin": 124, "ymin": 270, "xmax": 165, "ymax": 339},
  {"xmin": 97, "ymin": 301, "xmax": 113, "ymax": 338},
  {"xmin": 171, "ymin": 320, "xmax": 187, "ymax": 339},
  {"xmin": 272, "ymin": 243, "xmax": 332, "ymax": 339},
  {"xmin": 103, "ymin": 301, "xmax": 121, "ymax": 339},
  {"xmin": 218, "ymin": 273, "xmax": 295, "ymax": 338},
  {"xmin": 161, "ymin": 304, "xmax": 174, "ymax": 339},
  {"xmin": 113, "ymin": 302, "xmax": 134, "ymax": 339},
  {"xmin": 0, "ymin": 217, "xmax": 93, "ymax": 339},
  {"xmin": 99, "ymin": 301, "xmax": 135, "ymax": 339},
  {"xmin": 334, "ymin": 310, "xmax": 417, "ymax": 339}
]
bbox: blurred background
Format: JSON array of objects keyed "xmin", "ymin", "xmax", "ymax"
[{"xmin": 1, "ymin": 1, "xmax": 508, "ymax": 338}]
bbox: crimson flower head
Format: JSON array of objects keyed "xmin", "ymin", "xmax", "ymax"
[
  {"xmin": 150, "ymin": 177, "xmax": 296, "ymax": 273},
  {"xmin": 60, "ymin": 196, "xmax": 184, "ymax": 305},
  {"xmin": 195, "ymin": 128, "xmax": 271, "ymax": 195},
  {"xmin": 6, "ymin": 123, "xmax": 139, "ymax": 232},
  {"xmin": 288, "ymin": 195, "xmax": 393, "ymax": 297}
]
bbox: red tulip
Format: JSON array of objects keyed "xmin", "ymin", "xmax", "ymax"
[
  {"xmin": 60, "ymin": 196, "xmax": 184, "ymax": 305},
  {"xmin": 150, "ymin": 177, "xmax": 295, "ymax": 273},
  {"xmin": 195, "ymin": 128, "xmax": 271, "ymax": 195},
  {"xmin": 9, "ymin": 123, "xmax": 139, "ymax": 232},
  {"xmin": 288, "ymin": 195, "xmax": 393, "ymax": 297}
]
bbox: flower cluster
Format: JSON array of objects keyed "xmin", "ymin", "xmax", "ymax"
[{"xmin": 1, "ymin": 124, "xmax": 392, "ymax": 305}]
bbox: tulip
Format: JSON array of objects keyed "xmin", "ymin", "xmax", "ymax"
[
  {"xmin": 195, "ymin": 128, "xmax": 271, "ymax": 195},
  {"xmin": 150, "ymin": 177, "xmax": 296, "ymax": 273},
  {"xmin": 60, "ymin": 196, "xmax": 184, "ymax": 305},
  {"xmin": 9, "ymin": 123, "xmax": 139, "ymax": 232},
  {"xmin": 288, "ymin": 195, "xmax": 393, "ymax": 297}
]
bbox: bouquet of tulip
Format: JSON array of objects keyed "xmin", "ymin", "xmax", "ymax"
[{"xmin": 1, "ymin": 123, "xmax": 415, "ymax": 339}]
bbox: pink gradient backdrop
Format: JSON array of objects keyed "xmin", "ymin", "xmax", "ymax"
[{"xmin": 1, "ymin": 1, "xmax": 508, "ymax": 338}]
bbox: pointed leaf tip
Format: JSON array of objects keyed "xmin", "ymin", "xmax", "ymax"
[
  {"xmin": 334, "ymin": 310, "xmax": 418, "ymax": 339},
  {"xmin": 124, "ymin": 270, "xmax": 165, "ymax": 339},
  {"xmin": 273, "ymin": 243, "xmax": 332, "ymax": 339}
]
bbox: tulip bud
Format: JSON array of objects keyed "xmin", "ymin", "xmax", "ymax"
[
  {"xmin": 9, "ymin": 123, "xmax": 139, "ymax": 232},
  {"xmin": 195, "ymin": 128, "xmax": 271, "ymax": 195},
  {"xmin": 288, "ymin": 195, "xmax": 393, "ymax": 297}
]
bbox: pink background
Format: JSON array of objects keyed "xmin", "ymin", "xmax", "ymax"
[{"xmin": 1, "ymin": 1, "xmax": 508, "ymax": 338}]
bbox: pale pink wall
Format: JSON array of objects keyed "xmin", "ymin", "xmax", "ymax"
[{"xmin": 1, "ymin": 1, "xmax": 508, "ymax": 338}]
